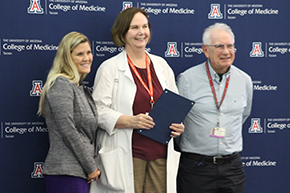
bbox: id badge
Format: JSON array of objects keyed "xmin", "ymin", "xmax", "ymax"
[{"xmin": 210, "ymin": 127, "xmax": 225, "ymax": 138}]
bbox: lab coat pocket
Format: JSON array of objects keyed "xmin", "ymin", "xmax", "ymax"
[{"xmin": 97, "ymin": 148, "xmax": 126, "ymax": 191}]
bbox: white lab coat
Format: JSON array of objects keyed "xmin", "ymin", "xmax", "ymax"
[{"xmin": 90, "ymin": 50, "xmax": 180, "ymax": 193}]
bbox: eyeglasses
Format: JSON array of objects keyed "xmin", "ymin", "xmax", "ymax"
[{"xmin": 206, "ymin": 43, "xmax": 236, "ymax": 52}]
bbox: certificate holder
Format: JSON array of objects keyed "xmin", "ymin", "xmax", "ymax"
[{"xmin": 137, "ymin": 89, "xmax": 195, "ymax": 145}]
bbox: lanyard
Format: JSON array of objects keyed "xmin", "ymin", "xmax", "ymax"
[
  {"xmin": 206, "ymin": 61, "xmax": 230, "ymax": 115},
  {"xmin": 127, "ymin": 53, "xmax": 154, "ymax": 108}
]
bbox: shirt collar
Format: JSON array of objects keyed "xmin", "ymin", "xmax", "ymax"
[{"xmin": 207, "ymin": 60, "xmax": 231, "ymax": 82}]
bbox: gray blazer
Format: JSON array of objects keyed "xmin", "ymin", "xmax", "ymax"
[{"xmin": 43, "ymin": 76, "xmax": 98, "ymax": 179}]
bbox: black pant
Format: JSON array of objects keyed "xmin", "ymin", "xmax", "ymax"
[{"xmin": 177, "ymin": 153, "xmax": 245, "ymax": 193}]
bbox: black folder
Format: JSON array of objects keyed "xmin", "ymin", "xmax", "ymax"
[{"xmin": 137, "ymin": 89, "xmax": 195, "ymax": 145}]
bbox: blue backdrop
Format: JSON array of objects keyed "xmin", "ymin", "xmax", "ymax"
[{"xmin": 1, "ymin": 0, "xmax": 289, "ymax": 192}]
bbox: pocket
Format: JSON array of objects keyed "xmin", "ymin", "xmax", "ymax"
[
  {"xmin": 179, "ymin": 154, "xmax": 207, "ymax": 176},
  {"xmin": 223, "ymin": 94, "xmax": 247, "ymax": 115},
  {"xmin": 97, "ymin": 148, "xmax": 126, "ymax": 191}
]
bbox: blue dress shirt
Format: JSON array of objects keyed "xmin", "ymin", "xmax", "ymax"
[{"xmin": 176, "ymin": 61, "xmax": 253, "ymax": 156}]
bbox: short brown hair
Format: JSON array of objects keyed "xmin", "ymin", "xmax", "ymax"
[{"xmin": 111, "ymin": 7, "xmax": 152, "ymax": 47}]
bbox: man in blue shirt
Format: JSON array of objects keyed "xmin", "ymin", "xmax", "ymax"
[{"xmin": 176, "ymin": 23, "xmax": 253, "ymax": 193}]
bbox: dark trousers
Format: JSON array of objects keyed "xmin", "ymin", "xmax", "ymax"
[{"xmin": 177, "ymin": 153, "xmax": 245, "ymax": 193}]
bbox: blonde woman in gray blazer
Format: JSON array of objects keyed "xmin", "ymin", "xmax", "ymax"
[{"xmin": 38, "ymin": 32, "xmax": 101, "ymax": 193}]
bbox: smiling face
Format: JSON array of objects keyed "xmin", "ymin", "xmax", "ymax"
[
  {"xmin": 202, "ymin": 28, "xmax": 235, "ymax": 74},
  {"xmin": 124, "ymin": 12, "xmax": 150, "ymax": 52},
  {"xmin": 71, "ymin": 42, "xmax": 93, "ymax": 75}
]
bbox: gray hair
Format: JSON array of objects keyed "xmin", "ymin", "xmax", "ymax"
[{"xmin": 202, "ymin": 23, "xmax": 235, "ymax": 45}]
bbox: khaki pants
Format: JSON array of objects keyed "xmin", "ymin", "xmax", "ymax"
[{"xmin": 133, "ymin": 157, "xmax": 167, "ymax": 193}]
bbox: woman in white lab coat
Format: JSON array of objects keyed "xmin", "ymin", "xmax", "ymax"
[{"xmin": 90, "ymin": 7, "xmax": 183, "ymax": 193}]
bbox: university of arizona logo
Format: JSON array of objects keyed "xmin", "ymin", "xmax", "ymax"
[
  {"xmin": 123, "ymin": 2, "xmax": 133, "ymax": 10},
  {"xmin": 165, "ymin": 42, "xmax": 180, "ymax": 57},
  {"xmin": 249, "ymin": 118, "xmax": 263, "ymax": 133},
  {"xmin": 250, "ymin": 42, "xmax": 264, "ymax": 57},
  {"xmin": 30, "ymin": 80, "xmax": 43, "ymax": 96},
  {"xmin": 31, "ymin": 162, "xmax": 44, "ymax": 178},
  {"xmin": 208, "ymin": 4, "xmax": 223, "ymax": 19},
  {"xmin": 28, "ymin": 0, "xmax": 44, "ymax": 14}
]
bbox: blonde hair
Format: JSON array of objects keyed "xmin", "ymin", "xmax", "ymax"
[{"xmin": 38, "ymin": 31, "xmax": 90, "ymax": 117}]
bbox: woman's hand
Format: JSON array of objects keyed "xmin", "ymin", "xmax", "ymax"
[
  {"xmin": 130, "ymin": 113, "xmax": 155, "ymax": 130},
  {"xmin": 169, "ymin": 123, "xmax": 184, "ymax": 138},
  {"xmin": 115, "ymin": 113, "xmax": 155, "ymax": 130},
  {"xmin": 87, "ymin": 169, "xmax": 101, "ymax": 183}
]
